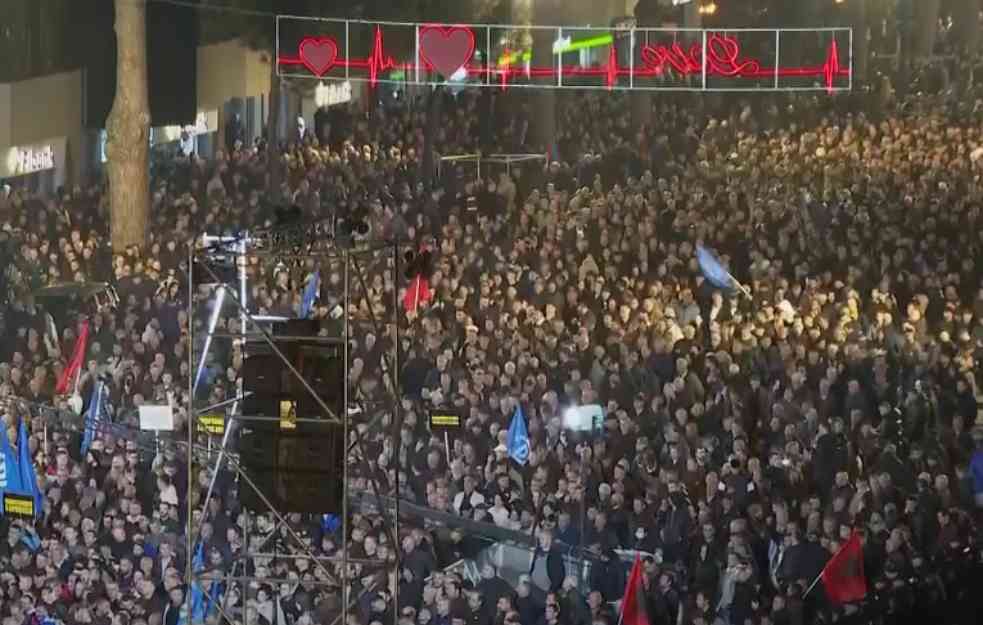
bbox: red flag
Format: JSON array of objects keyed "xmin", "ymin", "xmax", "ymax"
[
  {"xmin": 403, "ymin": 276, "xmax": 432, "ymax": 313},
  {"xmin": 619, "ymin": 554, "xmax": 650, "ymax": 625},
  {"xmin": 821, "ymin": 531, "xmax": 867, "ymax": 604},
  {"xmin": 55, "ymin": 320, "xmax": 90, "ymax": 395}
]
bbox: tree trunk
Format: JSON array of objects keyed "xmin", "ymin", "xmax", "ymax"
[
  {"xmin": 106, "ymin": 0, "xmax": 150, "ymax": 253},
  {"xmin": 911, "ymin": 0, "xmax": 941, "ymax": 59},
  {"xmin": 267, "ymin": 58, "xmax": 283, "ymax": 205},
  {"xmin": 952, "ymin": 0, "xmax": 981, "ymax": 55}
]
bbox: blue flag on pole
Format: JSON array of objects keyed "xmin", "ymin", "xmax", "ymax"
[
  {"xmin": 0, "ymin": 423, "xmax": 25, "ymax": 503},
  {"xmin": 81, "ymin": 382, "xmax": 105, "ymax": 457},
  {"xmin": 507, "ymin": 405, "xmax": 530, "ymax": 466},
  {"xmin": 190, "ymin": 542, "xmax": 223, "ymax": 625},
  {"xmin": 696, "ymin": 244, "xmax": 734, "ymax": 290},
  {"xmin": 190, "ymin": 542, "xmax": 210, "ymax": 624},
  {"xmin": 300, "ymin": 270, "xmax": 320, "ymax": 319},
  {"xmin": 17, "ymin": 418, "xmax": 42, "ymax": 519}
]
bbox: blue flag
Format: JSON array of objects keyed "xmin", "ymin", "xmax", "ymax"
[
  {"xmin": 0, "ymin": 423, "xmax": 25, "ymax": 502},
  {"xmin": 696, "ymin": 244, "xmax": 734, "ymax": 290},
  {"xmin": 17, "ymin": 418, "xmax": 42, "ymax": 519},
  {"xmin": 971, "ymin": 449, "xmax": 983, "ymax": 497},
  {"xmin": 321, "ymin": 513, "xmax": 341, "ymax": 535},
  {"xmin": 190, "ymin": 542, "xmax": 208, "ymax": 624},
  {"xmin": 20, "ymin": 527, "xmax": 41, "ymax": 552},
  {"xmin": 507, "ymin": 405, "xmax": 530, "ymax": 466},
  {"xmin": 81, "ymin": 382, "xmax": 105, "ymax": 457},
  {"xmin": 300, "ymin": 270, "xmax": 320, "ymax": 319}
]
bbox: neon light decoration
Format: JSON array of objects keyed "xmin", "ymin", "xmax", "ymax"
[
  {"xmin": 418, "ymin": 25, "xmax": 476, "ymax": 78},
  {"xmin": 278, "ymin": 24, "xmax": 850, "ymax": 93}
]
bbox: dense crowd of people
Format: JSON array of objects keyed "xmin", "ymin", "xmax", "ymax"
[{"xmin": 1, "ymin": 75, "xmax": 983, "ymax": 625}]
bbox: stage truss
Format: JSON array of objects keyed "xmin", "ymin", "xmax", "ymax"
[
  {"xmin": 185, "ymin": 225, "xmax": 405, "ymax": 625},
  {"xmin": 275, "ymin": 17, "xmax": 852, "ymax": 93}
]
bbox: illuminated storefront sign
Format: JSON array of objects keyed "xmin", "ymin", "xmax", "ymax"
[
  {"xmin": 315, "ymin": 80, "xmax": 352, "ymax": 107},
  {"xmin": 6, "ymin": 144, "xmax": 54, "ymax": 176}
]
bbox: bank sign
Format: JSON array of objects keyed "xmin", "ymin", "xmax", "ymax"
[{"xmin": 4, "ymin": 143, "xmax": 55, "ymax": 177}]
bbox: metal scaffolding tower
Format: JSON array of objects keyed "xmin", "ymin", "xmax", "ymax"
[{"xmin": 185, "ymin": 221, "xmax": 404, "ymax": 625}]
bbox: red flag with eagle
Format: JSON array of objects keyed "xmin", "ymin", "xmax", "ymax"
[
  {"xmin": 403, "ymin": 243, "xmax": 434, "ymax": 314},
  {"xmin": 821, "ymin": 531, "xmax": 867, "ymax": 604},
  {"xmin": 619, "ymin": 553, "xmax": 650, "ymax": 625},
  {"xmin": 403, "ymin": 275, "xmax": 432, "ymax": 313},
  {"xmin": 55, "ymin": 320, "xmax": 90, "ymax": 395}
]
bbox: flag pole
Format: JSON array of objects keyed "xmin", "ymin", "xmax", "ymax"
[
  {"xmin": 73, "ymin": 362, "xmax": 83, "ymax": 396},
  {"xmin": 802, "ymin": 571, "xmax": 823, "ymax": 599},
  {"xmin": 728, "ymin": 272, "xmax": 752, "ymax": 300}
]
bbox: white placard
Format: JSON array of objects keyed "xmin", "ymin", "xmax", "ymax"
[
  {"xmin": 139, "ymin": 405, "xmax": 175, "ymax": 431},
  {"xmin": 562, "ymin": 404, "xmax": 605, "ymax": 432}
]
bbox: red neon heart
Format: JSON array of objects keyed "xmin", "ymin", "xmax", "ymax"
[
  {"xmin": 299, "ymin": 37, "xmax": 339, "ymax": 77},
  {"xmin": 419, "ymin": 26, "xmax": 475, "ymax": 79}
]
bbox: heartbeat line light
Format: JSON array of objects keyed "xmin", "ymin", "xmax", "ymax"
[{"xmin": 277, "ymin": 26, "xmax": 850, "ymax": 93}]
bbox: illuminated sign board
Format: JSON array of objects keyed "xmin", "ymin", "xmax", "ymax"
[
  {"xmin": 429, "ymin": 410, "xmax": 462, "ymax": 430},
  {"xmin": 315, "ymin": 80, "xmax": 353, "ymax": 107},
  {"xmin": 6, "ymin": 144, "xmax": 54, "ymax": 176},
  {"xmin": 276, "ymin": 18, "xmax": 852, "ymax": 93}
]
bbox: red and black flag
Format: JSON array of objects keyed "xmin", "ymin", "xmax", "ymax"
[
  {"xmin": 619, "ymin": 554, "xmax": 650, "ymax": 625},
  {"xmin": 821, "ymin": 531, "xmax": 867, "ymax": 604}
]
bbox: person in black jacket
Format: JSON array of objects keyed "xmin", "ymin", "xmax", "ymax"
[
  {"xmin": 515, "ymin": 576, "xmax": 544, "ymax": 625},
  {"xmin": 539, "ymin": 530, "xmax": 566, "ymax": 593},
  {"xmin": 586, "ymin": 547, "xmax": 624, "ymax": 603}
]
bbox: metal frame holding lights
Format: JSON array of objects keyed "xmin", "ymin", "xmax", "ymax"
[{"xmin": 275, "ymin": 16, "xmax": 853, "ymax": 93}]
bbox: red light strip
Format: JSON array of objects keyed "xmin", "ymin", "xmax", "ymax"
[{"xmin": 277, "ymin": 26, "xmax": 849, "ymax": 92}]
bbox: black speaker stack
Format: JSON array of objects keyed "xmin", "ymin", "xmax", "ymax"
[{"xmin": 238, "ymin": 319, "xmax": 346, "ymax": 514}]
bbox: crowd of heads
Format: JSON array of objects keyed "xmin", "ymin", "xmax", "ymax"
[{"xmin": 0, "ymin": 78, "xmax": 982, "ymax": 625}]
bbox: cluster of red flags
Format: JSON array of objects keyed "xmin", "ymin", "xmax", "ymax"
[
  {"xmin": 618, "ymin": 532, "xmax": 865, "ymax": 625},
  {"xmin": 55, "ymin": 320, "xmax": 90, "ymax": 395}
]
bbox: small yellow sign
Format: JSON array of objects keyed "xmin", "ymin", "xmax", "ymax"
[
  {"xmin": 429, "ymin": 412, "xmax": 461, "ymax": 429},
  {"xmin": 3, "ymin": 493, "xmax": 34, "ymax": 519},
  {"xmin": 279, "ymin": 400, "xmax": 298, "ymax": 430},
  {"xmin": 199, "ymin": 415, "xmax": 225, "ymax": 436}
]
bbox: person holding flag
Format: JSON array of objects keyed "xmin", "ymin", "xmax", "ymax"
[
  {"xmin": 805, "ymin": 530, "xmax": 867, "ymax": 605},
  {"xmin": 299, "ymin": 270, "xmax": 320, "ymax": 319},
  {"xmin": 81, "ymin": 381, "xmax": 107, "ymax": 458},
  {"xmin": 55, "ymin": 319, "xmax": 90, "ymax": 395},
  {"xmin": 189, "ymin": 541, "xmax": 223, "ymax": 624},
  {"xmin": 696, "ymin": 244, "xmax": 751, "ymax": 299},
  {"xmin": 618, "ymin": 554, "xmax": 649, "ymax": 625},
  {"xmin": 507, "ymin": 404, "xmax": 530, "ymax": 466}
]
